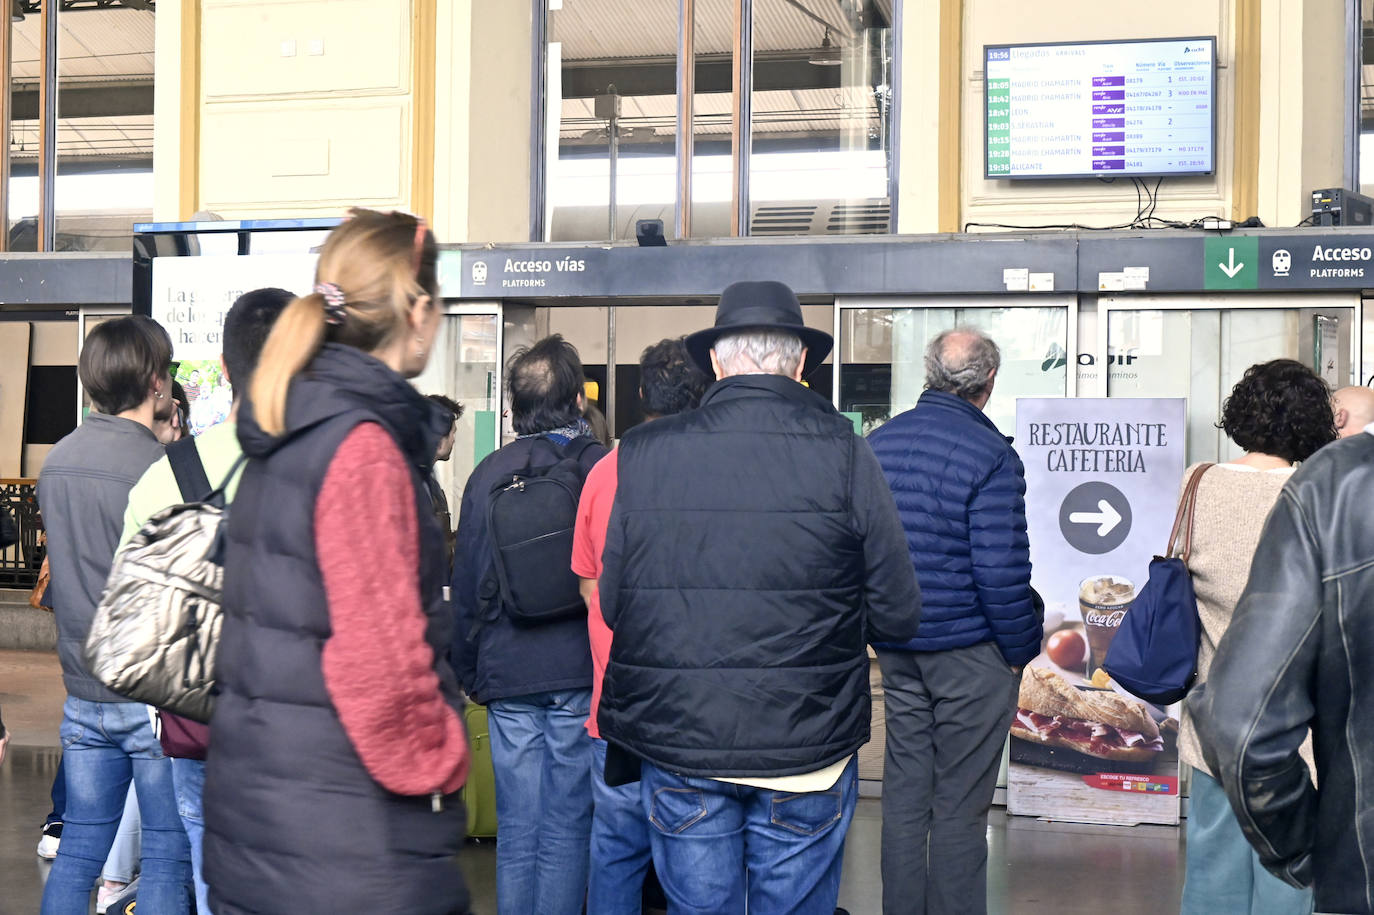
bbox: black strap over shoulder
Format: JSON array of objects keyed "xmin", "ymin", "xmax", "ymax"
[
  {"xmin": 167, "ymin": 437, "xmax": 212, "ymax": 503},
  {"xmin": 562, "ymin": 434, "xmax": 602, "ymax": 467}
]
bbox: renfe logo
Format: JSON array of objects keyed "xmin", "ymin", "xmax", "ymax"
[{"xmin": 1272, "ymin": 249, "xmax": 1291, "ymax": 277}]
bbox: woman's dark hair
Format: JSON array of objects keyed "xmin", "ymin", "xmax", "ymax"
[
  {"xmin": 1219, "ymin": 359, "xmax": 1337, "ymax": 463},
  {"xmin": 640, "ymin": 337, "xmax": 709, "ymax": 417},
  {"xmin": 79, "ymin": 315, "xmax": 172, "ymax": 415},
  {"xmin": 506, "ymin": 334, "xmax": 585, "ymax": 435}
]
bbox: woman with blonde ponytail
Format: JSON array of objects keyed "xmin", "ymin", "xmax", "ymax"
[{"xmin": 204, "ymin": 210, "xmax": 471, "ymax": 914}]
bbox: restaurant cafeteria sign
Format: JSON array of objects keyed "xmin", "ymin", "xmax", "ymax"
[{"xmin": 1009, "ymin": 397, "xmax": 1186, "ymax": 827}]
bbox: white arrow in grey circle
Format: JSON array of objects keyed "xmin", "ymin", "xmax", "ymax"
[
  {"xmin": 1218, "ymin": 247, "xmax": 1244, "ymax": 278},
  {"xmin": 1068, "ymin": 499, "xmax": 1123, "ymax": 537}
]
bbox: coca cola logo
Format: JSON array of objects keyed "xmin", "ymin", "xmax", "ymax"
[{"xmin": 1085, "ymin": 609, "xmax": 1126, "ymax": 628}]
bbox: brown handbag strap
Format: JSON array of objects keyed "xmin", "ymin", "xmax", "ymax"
[{"xmin": 1167, "ymin": 463, "xmax": 1214, "ymax": 561}]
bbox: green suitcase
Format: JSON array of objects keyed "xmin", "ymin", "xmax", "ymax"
[{"xmin": 462, "ymin": 703, "xmax": 498, "ymax": 839}]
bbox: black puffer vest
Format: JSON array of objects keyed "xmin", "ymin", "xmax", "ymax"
[
  {"xmin": 204, "ymin": 344, "xmax": 468, "ymax": 915},
  {"xmin": 598, "ymin": 374, "xmax": 873, "ymax": 777}
]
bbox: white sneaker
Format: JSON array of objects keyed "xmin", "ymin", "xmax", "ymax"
[
  {"xmin": 36, "ymin": 822, "xmax": 61, "ymax": 859},
  {"xmin": 95, "ymin": 881, "xmax": 128, "ymax": 914}
]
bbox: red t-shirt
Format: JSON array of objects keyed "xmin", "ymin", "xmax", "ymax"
[{"xmin": 571, "ymin": 448, "xmax": 618, "ymax": 739}]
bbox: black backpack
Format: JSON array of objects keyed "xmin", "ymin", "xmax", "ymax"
[{"xmin": 485, "ymin": 435, "xmax": 602, "ymax": 626}]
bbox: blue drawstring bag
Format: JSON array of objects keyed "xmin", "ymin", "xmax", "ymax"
[{"xmin": 1104, "ymin": 464, "xmax": 1213, "ymax": 706}]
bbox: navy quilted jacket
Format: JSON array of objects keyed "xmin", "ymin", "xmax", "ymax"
[{"xmin": 868, "ymin": 391, "xmax": 1041, "ymax": 665}]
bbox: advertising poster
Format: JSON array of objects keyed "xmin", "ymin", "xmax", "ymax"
[
  {"xmin": 152, "ymin": 254, "xmax": 317, "ymax": 435},
  {"xmin": 1009, "ymin": 397, "xmax": 1186, "ymax": 826}
]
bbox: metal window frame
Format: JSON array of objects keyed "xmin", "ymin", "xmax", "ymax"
[
  {"xmin": 888, "ymin": 0, "xmax": 903, "ymax": 232},
  {"xmin": 530, "ymin": 0, "xmax": 550, "ymax": 243},
  {"xmin": 1346, "ymin": 0, "xmax": 1361, "ymax": 190},
  {"xmin": 37, "ymin": 0, "xmax": 58, "ymax": 251}
]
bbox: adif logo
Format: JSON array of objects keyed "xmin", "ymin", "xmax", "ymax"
[
  {"xmin": 1272, "ymin": 249, "xmax": 1291, "ymax": 277},
  {"xmin": 472, "ymin": 261, "xmax": 488, "ymax": 285}
]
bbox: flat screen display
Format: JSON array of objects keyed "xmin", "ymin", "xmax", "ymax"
[{"xmin": 984, "ymin": 37, "xmax": 1216, "ymax": 180}]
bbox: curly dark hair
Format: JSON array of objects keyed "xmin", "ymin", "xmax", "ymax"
[
  {"xmin": 639, "ymin": 337, "xmax": 710, "ymax": 418},
  {"xmin": 1218, "ymin": 359, "xmax": 1336, "ymax": 463}
]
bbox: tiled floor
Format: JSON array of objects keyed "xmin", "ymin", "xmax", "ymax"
[{"xmin": 0, "ymin": 650, "xmax": 1186, "ymax": 914}]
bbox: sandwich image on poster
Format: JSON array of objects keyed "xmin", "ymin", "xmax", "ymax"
[
  {"xmin": 1008, "ymin": 660, "xmax": 1181, "ymax": 825},
  {"xmin": 1010, "ymin": 666, "xmax": 1176, "ymax": 778}
]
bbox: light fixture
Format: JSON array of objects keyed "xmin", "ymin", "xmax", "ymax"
[
  {"xmin": 635, "ymin": 219, "xmax": 667, "ymax": 247},
  {"xmin": 809, "ymin": 28, "xmax": 841, "ymax": 66}
]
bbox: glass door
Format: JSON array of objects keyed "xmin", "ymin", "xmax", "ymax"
[
  {"xmin": 836, "ymin": 297, "xmax": 1076, "ymax": 436},
  {"xmin": 1101, "ymin": 295, "xmax": 1362, "ymax": 463}
]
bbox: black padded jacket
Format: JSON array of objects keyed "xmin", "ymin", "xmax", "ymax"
[
  {"xmin": 204, "ymin": 344, "xmax": 468, "ymax": 915},
  {"xmin": 596, "ymin": 373, "xmax": 921, "ymax": 778},
  {"xmin": 1190, "ymin": 431, "xmax": 1374, "ymax": 915}
]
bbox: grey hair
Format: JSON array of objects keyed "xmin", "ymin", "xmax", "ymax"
[
  {"xmin": 924, "ymin": 328, "xmax": 1001, "ymax": 401},
  {"xmin": 712, "ymin": 329, "xmax": 804, "ymax": 378}
]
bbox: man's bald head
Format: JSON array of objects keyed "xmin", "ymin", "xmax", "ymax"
[
  {"xmin": 1333, "ymin": 386, "xmax": 1374, "ymax": 438},
  {"xmin": 925, "ymin": 328, "xmax": 1001, "ymax": 409}
]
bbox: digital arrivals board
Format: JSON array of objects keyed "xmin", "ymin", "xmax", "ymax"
[{"xmin": 985, "ymin": 37, "xmax": 1216, "ymax": 180}]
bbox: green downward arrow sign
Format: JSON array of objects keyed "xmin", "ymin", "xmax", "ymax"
[{"xmin": 1204, "ymin": 237, "xmax": 1258, "ymax": 290}]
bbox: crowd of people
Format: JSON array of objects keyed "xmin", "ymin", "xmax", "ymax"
[{"xmin": 8, "ymin": 208, "xmax": 1372, "ymax": 915}]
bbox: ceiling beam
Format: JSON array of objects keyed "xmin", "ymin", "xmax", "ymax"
[
  {"xmin": 15, "ymin": 1, "xmax": 154, "ymax": 14},
  {"xmin": 9, "ymin": 81, "xmax": 152, "ymax": 119},
  {"xmin": 561, "ymin": 54, "xmax": 843, "ymax": 99}
]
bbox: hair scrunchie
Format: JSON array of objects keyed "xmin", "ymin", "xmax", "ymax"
[{"xmin": 315, "ymin": 282, "xmax": 347, "ymax": 325}]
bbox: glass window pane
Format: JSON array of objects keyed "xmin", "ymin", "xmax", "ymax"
[
  {"xmin": 53, "ymin": 2, "xmax": 155, "ymax": 251},
  {"xmin": 548, "ymin": 0, "xmax": 680, "ymax": 242},
  {"xmin": 749, "ymin": 0, "xmax": 893, "ymax": 235},
  {"xmin": 842, "ymin": 305, "xmax": 1068, "ymax": 436}
]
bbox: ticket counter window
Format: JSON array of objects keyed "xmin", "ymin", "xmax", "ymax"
[
  {"xmin": 840, "ymin": 305, "xmax": 1070, "ymax": 436},
  {"xmin": 1106, "ymin": 306, "xmax": 1356, "ymax": 464}
]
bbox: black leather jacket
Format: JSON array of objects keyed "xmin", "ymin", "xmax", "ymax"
[{"xmin": 1190, "ymin": 432, "xmax": 1374, "ymax": 915}]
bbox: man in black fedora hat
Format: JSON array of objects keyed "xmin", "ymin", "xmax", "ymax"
[{"xmin": 596, "ymin": 280, "xmax": 921, "ymax": 914}]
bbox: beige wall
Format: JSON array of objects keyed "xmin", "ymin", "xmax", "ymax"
[
  {"xmin": 896, "ymin": 0, "xmax": 944, "ymax": 233},
  {"xmin": 165, "ymin": 0, "xmax": 1350, "ymax": 240},
  {"xmin": 171, "ymin": 0, "xmax": 425, "ymax": 220},
  {"xmin": 0, "ymin": 324, "xmax": 32, "ymax": 478},
  {"xmin": 456, "ymin": 1, "xmax": 535, "ymax": 243},
  {"xmin": 1257, "ymin": 0, "xmax": 1346, "ymax": 227}
]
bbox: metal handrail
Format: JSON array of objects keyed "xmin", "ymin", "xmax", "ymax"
[{"xmin": 1, "ymin": 478, "xmax": 44, "ymax": 590}]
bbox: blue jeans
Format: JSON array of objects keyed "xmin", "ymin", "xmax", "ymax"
[
  {"xmin": 101, "ymin": 785, "xmax": 141, "ymax": 883},
  {"xmin": 487, "ymin": 689, "xmax": 593, "ymax": 915},
  {"xmin": 172, "ymin": 757, "xmax": 210, "ymax": 915},
  {"xmin": 1181, "ymin": 767, "xmax": 1314, "ymax": 915},
  {"xmin": 589, "ymin": 738, "xmax": 652, "ymax": 915},
  {"xmin": 46, "ymin": 754, "xmax": 66, "ymax": 827},
  {"xmin": 641, "ymin": 756, "xmax": 858, "ymax": 915},
  {"xmin": 40, "ymin": 698, "xmax": 191, "ymax": 915}
]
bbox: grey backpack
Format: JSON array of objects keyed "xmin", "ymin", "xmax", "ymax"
[{"xmin": 85, "ymin": 438, "xmax": 243, "ymax": 723}]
